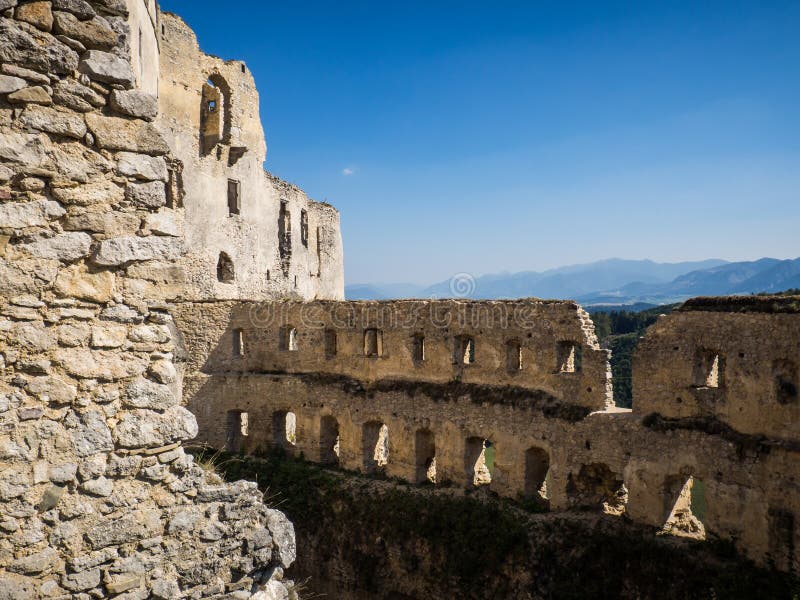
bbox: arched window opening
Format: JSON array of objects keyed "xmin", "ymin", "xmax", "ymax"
[
  {"xmin": 465, "ymin": 436, "xmax": 493, "ymax": 487},
  {"xmin": 362, "ymin": 421, "xmax": 388, "ymax": 472},
  {"xmin": 661, "ymin": 475, "xmax": 706, "ymax": 540},
  {"xmin": 557, "ymin": 341, "xmax": 581, "ymax": 373},
  {"xmin": 320, "ymin": 415, "xmax": 340, "ymax": 465},
  {"xmin": 415, "ymin": 429, "xmax": 436, "ymax": 484},
  {"xmin": 272, "ymin": 410, "xmax": 297, "ymax": 448},
  {"xmin": 454, "ymin": 336, "xmax": 475, "ymax": 365},
  {"xmin": 200, "ymin": 74, "xmax": 232, "ymax": 155},
  {"xmin": 217, "ymin": 252, "xmax": 234, "ymax": 283},
  {"xmin": 566, "ymin": 462, "xmax": 628, "ymax": 515},
  {"xmin": 364, "ymin": 328, "xmax": 383, "ymax": 357},
  {"xmin": 774, "ymin": 359, "xmax": 798, "ymax": 404},
  {"xmin": 524, "ymin": 446, "xmax": 550, "ymax": 505},
  {"xmin": 225, "ymin": 410, "xmax": 248, "ymax": 453},
  {"xmin": 507, "ymin": 339, "xmax": 523, "ymax": 372}
]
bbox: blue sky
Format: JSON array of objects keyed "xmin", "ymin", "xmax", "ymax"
[{"xmin": 160, "ymin": 1, "xmax": 800, "ymax": 285}]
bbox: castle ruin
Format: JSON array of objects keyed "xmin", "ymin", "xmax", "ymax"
[{"xmin": 0, "ymin": 1, "xmax": 798, "ymax": 598}]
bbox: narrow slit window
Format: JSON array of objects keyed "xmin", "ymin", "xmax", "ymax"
[
  {"xmin": 227, "ymin": 179, "xmax": 241, "ymax": 215},
  {"xmin": 300, "ymin": 209, "xmax": 309, "ymax": 247},
  {"xmin": 412, "ymin": 334, "xmax": 425, "ymax": 363},
  {"xmin": 507, "ymin": 339, "xmax": 522, "ymax": 372},
  {"xmin": 232, "ymin": 328, "xmax": 244, "ymax": 357}
]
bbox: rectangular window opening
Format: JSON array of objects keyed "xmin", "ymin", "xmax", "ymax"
[
  {"xmin": 412, "ymin": 334, "xmax": 425, "ymax": 363},
  {"xmin": 364, "ymin": 328, "xmax": 383, "ymax": 357},
  {"xmin": 557, "ymin": 341, "xmax": 581, "ymax": 373},
  {"xmin": 325, "ymin": 329, "xmax": 338, "ymax": 358},
  {"xmin": 227, "ymin": 179, "xmax": 241, "ymax": 215}
]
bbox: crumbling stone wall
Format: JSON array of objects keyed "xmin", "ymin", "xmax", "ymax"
[
  {"xmin": 0, "ymin": 1, "xmax": 297, "ymax": 597},
  {"xmin": 176, "ymin": 297, "xmax": 800, "ymax": 573},
  {"xmin": 156, "ymin": 12, "xmax": 344, "ymax": 303}
]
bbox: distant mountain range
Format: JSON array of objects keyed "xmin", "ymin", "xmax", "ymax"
[{"xmin": 346, "ymin": 257, "xmax": 800, "ymax": 307}]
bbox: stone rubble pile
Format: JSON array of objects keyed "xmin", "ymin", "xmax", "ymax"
[{"xmin": 0, "ymin": 1, "xmax": 296, "ymax": 598}]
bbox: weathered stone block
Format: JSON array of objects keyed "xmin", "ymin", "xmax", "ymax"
[
  {"xmin": 19, "ymin": 105, "xmax": 87, "ymax": 139},
  {"xmin": 51, "ymin": 178, "xmax": 124, "ymax": 206},
  {"xmin": 144, "ymin": 209, "xmax": 180, "ymax": 236},
  {"xmin": 90, "ymin": 324, "xmax": 127, "ymax": 348},
  {"xmin": 117, "ymin": 152, "xmax": 168, "ymax": 181},
  {"xmin": 84, "ymin": 511, "xmax": 161, "ymax": 549},
  {"xmin": 86, "ymin": 113, "xmax": 169, "ymax": 155},
  {"xmin": 15, "ymin": 1, "xmax": 54, "ymax": 32},
  {"xmin": 63, "ymin": 206, "xmax": 140, "ymax": 235},
  {"xmin": 0, "ymin": 74, "xmax": 27, "ymax": 94},
  {"xmin": 0, "ymin": 18, "xmax": 78, "ymax": 75},
  {"xmin": 70, "ymin": 409, "xmax": 113, "ymax": 457},
  {"xmin": 124, "ymin": 377, "xmax": 177, "ymax": 410},
  {"xmin": 56, "ymin": 347, "xmax": 146, "ymax": 380},
  {"xmin": 110, "ymin": 89, "xmax": 158, "ymax": 121},
  {"xmin": 7, "ymin": 85, "xmax": 52, "ymax": 105},
  {"xmin": 26, "ymin": 375, "xmax": 77, "ymax": 404},
  {"xmin": 80, "ymin": 476, "xmax": 113, "ymax": 496},
  {"xmin": 53, "ymin": 11, "xmax": 118, "ymax": 50},
  {"xmin": 114, "ymin": 406, "xmax": 198, "ymax": 448},
  {"xmin": 16, "ymin": 231, "xmax": 92, "ymax": 261},
  {"xmin": 0, "ymin": 199, "xmax": 65, "ymax": 229},
  {"xmin": 52, "ymin": 0, "xmax": 96, "ymax": 20},
  {"xmin": 61, "ymin": 568, "xmax": 101, "ymax": 592},
  {"xmin": 93, "ymin": 236, "xmax": 183, "ymax": 266},
  {"xmin": 54, "ymin": 264, "xmax": 115, "ymax": 303},
  {"xmin": 78, "ymin": 49, "xmax": 133, "ymax": 85},
  {"xmin": 125, "ymin": 180, "xmax": 166, "ymax": 208}
]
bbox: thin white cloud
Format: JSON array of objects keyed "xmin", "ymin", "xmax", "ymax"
[{"xmin": 342, "ymin": 167, "xmax": 355, "ymax": 176}]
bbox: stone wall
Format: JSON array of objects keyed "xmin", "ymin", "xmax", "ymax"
[
  {"xmin": 0, "ymin": 1, "xmax": 297, "ymax": 597},
  {"xmin": 633, "ymin": 297, "xmax": 800, "ymax": 439},
  {"xmin": 156, "ymin": 12, "xmax": 344, "ymax": 303},
  {"xmin": 175, "ymin": 297, "xmax": 800, "ymax": 574}
]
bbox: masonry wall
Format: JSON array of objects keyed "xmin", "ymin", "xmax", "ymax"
[
  {"xmin": 156, "ymin": 13, "xmax": 344, "ymax": 303},
  {"xmin": 0, "ymin": 2, "xmax": 296, "ymax": 597},
  {"xmin": 633, "ymin": 298, "xmax": 800, "ymax": 439},
  {"xmin": 175, "ymin": 297, "xmax": 800, "ymax": 574},
  {"xmin": 175, "ymin": 299, "xmax": 614, "ymax": 412}
]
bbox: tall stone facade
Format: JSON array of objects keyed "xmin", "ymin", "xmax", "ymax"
[
  {"xmin": 0, "ymin": 1, "xmax": 300, "ymax": 598},
  {"xmin": 156, "ymin": 12, "xmax": 344, "ymax": 303}
]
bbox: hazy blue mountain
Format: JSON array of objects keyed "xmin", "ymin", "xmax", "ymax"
[
  {"xmin": 345, "ymin": 282, "xmax": 426, "ymax": 300},
  {"xmin": 346, "ymin": 257, "xmax": 800, "ymax": 306},
  {"xmin": 420, "ymin": 258, "xmax": 728, "ymax": 300}
]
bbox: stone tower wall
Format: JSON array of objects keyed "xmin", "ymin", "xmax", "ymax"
[{"xmin": 0, "ymin": 1, "xmax": 296, "ymax": 597}]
